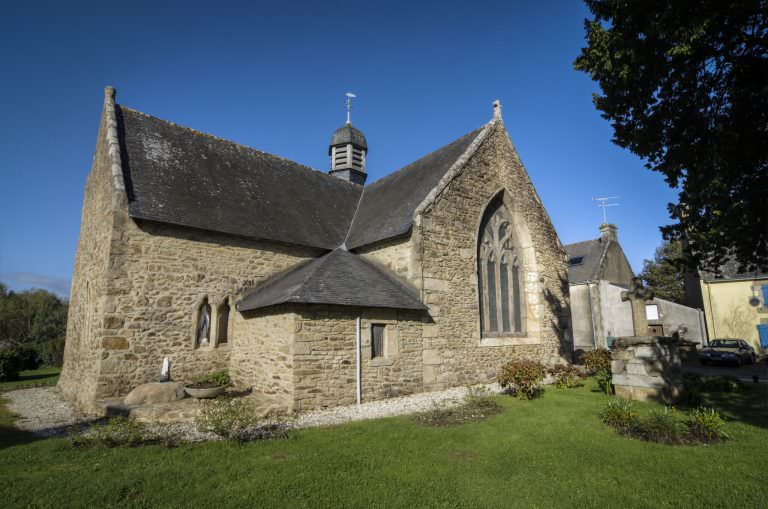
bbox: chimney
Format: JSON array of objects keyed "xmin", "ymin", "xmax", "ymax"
[{"xmin": 599, "ymin": 223, "xmax": 618, "ymax": 242}]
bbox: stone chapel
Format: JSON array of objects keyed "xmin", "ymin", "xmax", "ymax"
[{"xmin": 58, "ymin": 87, "xmax": 571, "ymax": 413}]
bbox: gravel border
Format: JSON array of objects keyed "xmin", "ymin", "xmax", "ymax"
[{"xmin": 3, "ymin": 383, "xmax": 505, "ymax": 440}]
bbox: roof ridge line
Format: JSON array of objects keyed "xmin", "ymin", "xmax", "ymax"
[
  {"xmin": 412, "ymin": 117, "xmax": 501, "ymax": 225},
  {"xmin": 103, "ymin": 86, "xmax": 126, "ymax": 192}
]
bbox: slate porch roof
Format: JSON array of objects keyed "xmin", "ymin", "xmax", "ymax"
[
  {"xmin": 111, "ymin": 93, "xmax": 492, "ymax": 311},
  {"xmin": 237, "ymin": 249, "xmax": 426, "ymax": 311},
  {"xmin": 563, "ymin": 238, "xmax": 610, "ymax": 284}
]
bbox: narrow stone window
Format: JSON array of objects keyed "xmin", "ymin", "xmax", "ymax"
[
  {"xmin": 216, "ymin": 298, "xmax": 230, "ymax": 345},
  {"xmin": 478, "ymin": 196, "xmax": 526, "ymax": 336},
  {"xmin": 371, "ymin": 324, "xmax": 386, "ymax": 358},
  {"xmin": 196, "ymin": 297, "xmax": 212, "ymax": 347}
]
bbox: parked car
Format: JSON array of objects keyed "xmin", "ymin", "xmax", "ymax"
[{"xmin": 699, "ymin": 339, "xmax": 756, "ymax": 366}]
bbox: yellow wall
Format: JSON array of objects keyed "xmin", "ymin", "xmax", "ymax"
[{"xmin": 700, "ymin": 278, "xmax": 768, "ymax": 350}]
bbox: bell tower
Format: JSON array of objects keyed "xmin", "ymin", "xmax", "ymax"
[{"xmin": 329, "ymin": 92, "xmax": 368, "ymax": 186}]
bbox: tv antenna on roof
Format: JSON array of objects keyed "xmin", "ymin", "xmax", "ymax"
[
  {"xmin": 593, "ymin": 196, "xmax": 620, "ymax": 223},
  {"xmin": 345, "ymin": 92, "xmax": 356, "ymax": 125}
]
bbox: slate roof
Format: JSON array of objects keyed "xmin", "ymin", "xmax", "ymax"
[
  {"xmin": 117, "ymin": 106, "xmax": 363, "ymax": 250},
  {"xmin": 112, "ymin": 97, "xmax": 491, "ymax": 311},
  {"xmin": 345, "ymin": 128, "xmax": 484, "ymax": 249},
  {"xmin": 237, "ymin": 249, "xmax": 426, "ymax": 311},
  {"xmin": 699, "ymin": 257, "xmax": 768, "ymax": 282},
  {"xmin": 563, "ymin": 238, "xmax": 610, "ymax": 284}
]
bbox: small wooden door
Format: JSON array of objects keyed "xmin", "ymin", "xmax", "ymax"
[{"xmin": 648, "ymin": 324, "xmax": 664, "ymax": 336}]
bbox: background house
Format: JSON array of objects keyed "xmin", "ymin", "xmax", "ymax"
[
  {"xmin": 697, "ymin": 261, "xmax": 768, "ymax": 351},
  {"xmin": 565, "ymin": 224, "xmax": 706, "ymax": 353}
]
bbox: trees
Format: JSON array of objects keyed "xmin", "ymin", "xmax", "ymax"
[
  {"xmin": 0, "ymin": 285, "xmax": 68, "ymax": 367},
  {"xmin": 575, "ymin": 0, "xmax": 768, "ymax": 273},
  {"xmin": 639, "ymin": 241, "xmax": 686, "ymax": 304}
]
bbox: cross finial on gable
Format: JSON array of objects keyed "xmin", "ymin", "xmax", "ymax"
[{"xmin": 493, "ymin": 100, "xmax": 502, "ymax": 120}]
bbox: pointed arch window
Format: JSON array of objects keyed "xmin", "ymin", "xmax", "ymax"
[
  {"xmin": 478, "ymin": 198, "xmax": 525, "ymax": 336},
  {"xmin": 216, "ymin": 298, "xmax": 230, "ymax": 345}
]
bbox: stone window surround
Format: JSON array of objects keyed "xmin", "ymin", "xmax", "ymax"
[
  {"xmin": 474, "ymin": 189, "xmax": 542, "ymax": 347},
  {"xmin": 361, "ymin": 314, "xmax": 399, "ymax": 367},
  {"xmin": 191, "ymin": 295, "xmax": 234, "ymax": 350}
]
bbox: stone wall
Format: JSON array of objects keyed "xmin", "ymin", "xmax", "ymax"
[
  {"xmin": 292, "ymin": 306, "xmax": 424, "ymax": 411},
  {"xmin": 230, "ymin": 306, "xmax": 296, "ymax": 409},
  {"xmin": 58, "ymin": 108, "xmax": 117, "ymax": 411},
  {"xmin": 357, "ymin": 236, "xmax": 419, "ymax": 287},
  {"xmin": 96, "ymin": 216, "xmax": 320, "ymax": 399},
  {"xmin": 413, "ymin": 121, "xmax": 571, "ymax": 390}
]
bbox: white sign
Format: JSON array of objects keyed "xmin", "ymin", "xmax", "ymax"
[{"xmin": 645, "ymin": 304, "xmax": 660, "ymax": 321}]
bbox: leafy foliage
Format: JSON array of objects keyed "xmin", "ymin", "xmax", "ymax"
[
  {"xmin": 600, "ymin": 397, "xmax": 639, "ymax": 432},
  {"xmin": 549, "ymin": 364, "xmax": 584, "ymax": 389},
  {"xmin": 497, "ymin": 360, "xmax": 546, "ymax": 399},
  {"xmin": 574, "ymin": 0, "xmax": 768, "ymax": 272},
  {"xmin": 581, "ymin": 349, "xmax": 612, "ymax": 375},
  {"xmin": 600, "ymin": 399, "xmax": 729, "ymax": 445},
  {"xmin": 196, "ymin": 397, "xmax": 290, "ymax": 442},
  {"xmin": 639, "ymin": 241, "xmax": 686, "ymax": 304},
  {"xmin": 413, "ymin": 386, "xmax": 503, "ymax": 427},
  {"xmin": 0, "ymin": 285, "xmax": 67, "ymax": 367},
  {"xmin": 686, "ymin": 407, "xmax": 729, "ymax": 442},
  {"xmin": 0, "ymin": 349, "xmax": 22, "ymax": 382},
  {"xmin": 595, "ymin": 369, "xmax": 614, "ymax": 396},
  {"xmin": 191, "ymin": 370, "xmax": 231, "ymax": 388},
  {"xmin": 70, "ymin": 417, "xmax": 183, "ymax": 448}
]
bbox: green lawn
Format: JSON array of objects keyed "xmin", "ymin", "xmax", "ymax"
[
  {"xmin": 0, "ymin": 379, "xmax": 766, "ymax": 508},
  {"xmin": 0, "ymin": 367, "xmax": 60, "ymax": 392}
]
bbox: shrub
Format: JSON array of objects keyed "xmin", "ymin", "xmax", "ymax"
[
  {"xmin": 600, "ymin": 398, "xmax": 638, "ymax": 432},
  {"xmin": 71, "ymin": 417, "xmax": 149, "ymax": 448},
  {"xmin": 191, "ymin": 370, "xmax": 232, "ymax": 388},
  {"xmin": 581, "ymin": 349, "xmax": 612, "ymax": 375},
  {"xmin": 195, "ymin": 397, "xmax": 290, "ymax": 442},
  {"xmin": 686, "ymin": 407, "xmax": 729, "ymax": 443},
  {"xmin": 641, "ymin": 407, "xmax": 687, "ymax": 444},
  {"xmin": 596, "ymin": 369, "xmax": 614, "ymax": 395},
  {"xmin": 413, "ymin": 386, "xmax": 503, "ymax": 426},
  {"xmin": 549, "ymin": 364, "xmax": 583, "ymax": 389},
  {"xmin": 497, "ymin": 360, "xmax": 546, "ymax": 399},
  {"xmin": 0, "ymin": 348, "xmax": 22, "ymax": 382},
  {"xmin": 70, "ymin": 418, "xmax": 184, "ymax": 448}
]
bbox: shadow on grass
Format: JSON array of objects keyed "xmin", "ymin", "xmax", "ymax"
[
  {"xmin": 682, "ymin": 383, "xmax": 768, "ymax": 430},
  {"xmin": 0, "ymin": 423, "xmax": 42, "ymax": 449},
  {"xmin": 17, "ymin": 371, "xmax": 59, "ymax": 383}
]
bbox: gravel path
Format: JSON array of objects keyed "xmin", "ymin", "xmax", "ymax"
[
  {"xmin": 4, "ymin": 387, "xmax": 85, "ymax": 437},
  {"xmin": 3, "ymin": 383, "xmax": 504, "ymax": 440}
]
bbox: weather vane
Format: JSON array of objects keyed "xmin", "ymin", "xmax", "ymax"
[
  {"xmin": 345, "ymin": 92, "xmax": 356, "ymax": 125},
  {"xmin": 593, "ymin": 196, "xmax": 620, "ymax": 223}
]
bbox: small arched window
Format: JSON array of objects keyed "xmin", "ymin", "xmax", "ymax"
[
  {"xmin": 478, "ymin": 196, "xmax": 525, "ymax": 336},
  {"xmin": 216, "ymin": 298, "xmax": 230, "ymax": 345},
  {"xmin": 196, "ymin": 297, "xmax": 212, "ymax": 347}
]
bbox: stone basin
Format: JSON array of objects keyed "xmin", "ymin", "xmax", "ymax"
[{"xmin": 185, "ymin": 386, "xmax": 226, "ymax": 399}]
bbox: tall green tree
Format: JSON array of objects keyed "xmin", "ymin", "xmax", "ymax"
[
  {"xmin": 575, "ymin": 0, "xmax": 768, "ymax": 273},
  {"xmin": 0, "ymin": 285, "xmax": 68, "ymax": 366},
  {"xmin": 639, "ymin": 241, "xmax": 686, "ymax": 304}
]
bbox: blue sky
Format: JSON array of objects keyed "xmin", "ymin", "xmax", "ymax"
[{"xmin": 0, "ymin": 0, "xmax": 676, "ymax": 298}]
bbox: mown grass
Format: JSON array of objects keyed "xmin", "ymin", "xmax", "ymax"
[
  {"xmin": 0, "ymin": 379, "xmax": 766, "ymax": 508},
  {"xmin": 0, "ymin": 367, "xmax": 60, "ymax": 392}
]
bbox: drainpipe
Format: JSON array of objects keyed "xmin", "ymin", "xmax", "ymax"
[{"xmin": 355, "ymin": 316, "xmax": 362, "ymax": 405}]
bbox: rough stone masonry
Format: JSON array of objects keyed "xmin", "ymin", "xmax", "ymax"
[{"xmin": 58, "ymin": 88, "xmax": 571, "ymax": 414}]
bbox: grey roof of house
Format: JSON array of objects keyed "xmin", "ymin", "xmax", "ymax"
[
  {"xmin": 345, "ymin": 128, "xmax": 483, "ymax": 249},
  {"xmin": 700, "ymin": 257, "xmax": 768, "ymax": 282},
  {"xmin": 237, "ymin": 249, "xmax": 426, "ymax": 311},
  {"xmin": 117, "ymin": 106, "xmax": 363, "ymax": 250},
  {"xmin": 330, "ymin": 124, "xmax": 367, "ymax": 151},
  {"xmin": 563, "ymin": 238, "xmax": 610, "ymax": 284}
]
